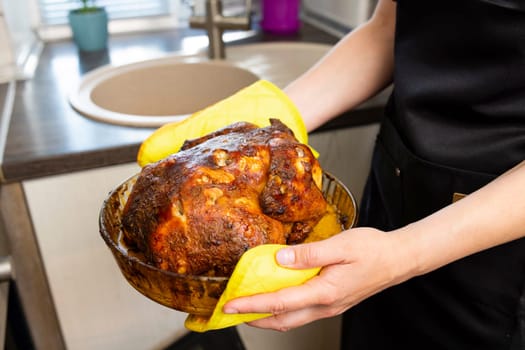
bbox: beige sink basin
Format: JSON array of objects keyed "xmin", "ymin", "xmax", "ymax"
[{"xmin": 69, "ymin": 42, "xmax": 333, "ymax": 127}]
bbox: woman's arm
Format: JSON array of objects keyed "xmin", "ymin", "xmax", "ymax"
[
  {"xmin": 285, "ymin": 0, "xmax": 397, "ymax": 131},
  {"xmin": 402, "ymin": 160, "xmax": 525, "ymax": 276},
  {"xmin": 223, "ymin": 161, "xmax": 525, "ymax": 331}
]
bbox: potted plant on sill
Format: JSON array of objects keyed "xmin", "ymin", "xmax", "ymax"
[{"xmin": 68, "ymin": 0, "xmax": 108, "ymax": 52}]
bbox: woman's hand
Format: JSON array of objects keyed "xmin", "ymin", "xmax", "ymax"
[
  {"xmin": 223, "ymin": 227, "xmax": 415, "ymax": 331},
  {"xmin": 224, "ymin": 160, "xmax": 525, "ymax": 332}
]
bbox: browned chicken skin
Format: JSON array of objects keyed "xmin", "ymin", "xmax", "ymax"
[{"xmin": 122, "ymin": 119, "xmax": 327, "ymax": 277}]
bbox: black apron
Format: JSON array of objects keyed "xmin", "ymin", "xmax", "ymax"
[
  {"xmin": 341, "ymin": 117, "xmax": 525, "ymax": 350},
  {"xmin": 340, "ymin": 1, "xmax": 525, "ymax": 348}
]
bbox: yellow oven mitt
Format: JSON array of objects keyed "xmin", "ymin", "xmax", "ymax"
[
  {"xmin": 184, "ymin": 244, "xmax": 320, "ymax": 332},
  {"xmin": 137, "ymin": 80, "xmax": 313, "ymax": 167}
]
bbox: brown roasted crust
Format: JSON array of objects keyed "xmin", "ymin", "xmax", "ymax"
[
  {"xmin": 122, "ymin": 119, "xmax": 327, "ymax": 276},
  {"xmin": 180, "ymin": 121, "xmax": 258, "ymax": 150}
]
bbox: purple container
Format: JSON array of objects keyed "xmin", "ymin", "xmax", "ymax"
[{"xmin": 261, "ymin": 0, "xmax": 301, "ymax": 34}]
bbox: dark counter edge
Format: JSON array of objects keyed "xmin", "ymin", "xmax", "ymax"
[
  {"xmin": 1, "ymin": 107, "xmax": 383, "ymax": 183},
  {"xmin": 1, "ymin": 143, "xmax": 141, "ymax": 183}
]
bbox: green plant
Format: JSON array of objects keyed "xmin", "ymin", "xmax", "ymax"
[{"xmin": 76, "ymin": 0, "xmax": 101, "ymax": 13}]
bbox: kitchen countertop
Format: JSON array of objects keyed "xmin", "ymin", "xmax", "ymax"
[{"xmin": 0, "ymin": 23, "xmax": 384, "ymax": 183}]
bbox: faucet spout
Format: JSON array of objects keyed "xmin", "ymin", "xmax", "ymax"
[{"xmin": 189, "ymin": 0, "xmax": 252, "ymax": 59}]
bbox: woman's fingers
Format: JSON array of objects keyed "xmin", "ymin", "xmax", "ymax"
[
  {"xmin": 236, "ymin": 273, "xmax": 348, "ymax": 331},
  {"xmin": 246, "ymin": 303, "xmax": 336, "ymax": 331},
  {"xmin": 224, "ymin": 277, "xmax": 319, "ymax": 315},
  {"xmin": 224, "ymin": 265, "xmax": 344, "ymax": 315}
]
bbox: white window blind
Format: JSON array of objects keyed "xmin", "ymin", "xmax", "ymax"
[{"xmin": 37, "ymin": 0, "xmax": 171, "ymax": 25}]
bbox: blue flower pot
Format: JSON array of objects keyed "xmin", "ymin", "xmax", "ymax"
[{"xmin": 68, "ymin": 8, "xmax": 108, "ymax": 52}]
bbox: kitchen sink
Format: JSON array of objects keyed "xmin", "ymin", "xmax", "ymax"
[
  {"xmin": 69, "ymin": 42, "xmax": 332, "ymax": 127},
  {"xmin": 72, "ymin": 60, "xmax": 259, "ymax": 127}
]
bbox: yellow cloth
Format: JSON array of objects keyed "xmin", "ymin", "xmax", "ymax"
[
  {"xmin": 184, "ymin": 244, "xmax": 320, "ymax": 332},
  {"xmin": 137, "ymin": 80, "xmax": 313, "ymax": 167}
]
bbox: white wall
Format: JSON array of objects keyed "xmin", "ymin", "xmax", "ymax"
[
  {"xmin": 2, "ymin": 0, "xmax": 36, "ymax": 54},
  {"xmin": 0, "ymin": 0, "xmax": 15, "ymax": 83},
  {"xmin": 0, "ymin": 15, "xmax": 13, "ymax": 67},
  {"xmin": 0, "ymin": 0, "xmax": 40, "ymax": 81},
  {"xmin": 303, "ymin": 0, "xmax": 374, "ymax": 29}
]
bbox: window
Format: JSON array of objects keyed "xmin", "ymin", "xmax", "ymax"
[{"xmin": 37, "ymin": 0, "xmax": 172, "ymax": 26}]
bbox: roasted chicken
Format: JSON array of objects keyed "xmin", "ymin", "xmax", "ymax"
[{"xmin": 121, "ymin": 119, "xmax": 327, "ymax": 277}]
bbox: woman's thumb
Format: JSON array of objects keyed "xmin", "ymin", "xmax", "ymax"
[{"xmin": 276, "ymin": 241, "xmax": 333, "ymax": 269}]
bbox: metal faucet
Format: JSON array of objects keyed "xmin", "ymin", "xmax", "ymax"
[{"xmin": 189, "ymin": 0, "xmax": 252, "ymax": 59}]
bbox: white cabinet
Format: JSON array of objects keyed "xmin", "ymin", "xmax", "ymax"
[
  {"xmin": 311, "ymin": 123, "xmax": 379, "ymax": 204},
  {"xmin": 238, "ymin": 317, "xmax": 342, "ymax": 350},
  {"xmin": 23, "ymin": 163, "xmax": 189, "ymax": 350}
]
